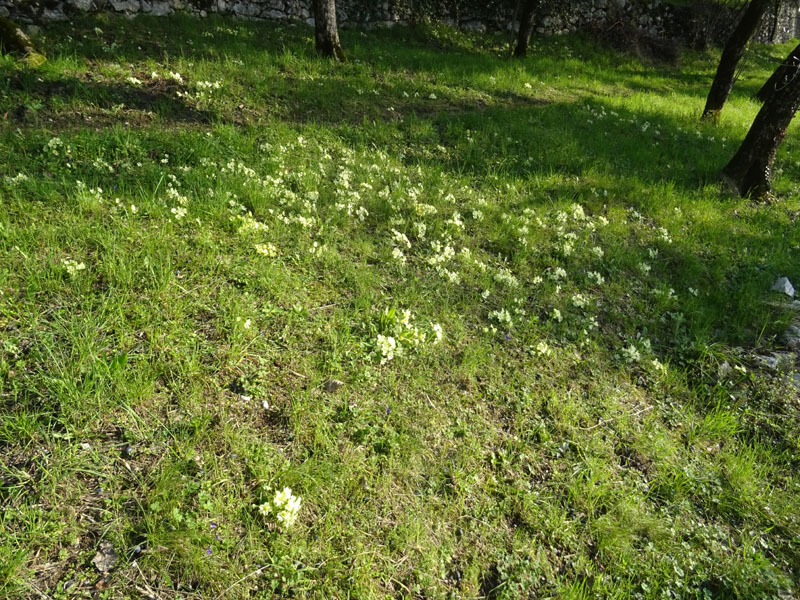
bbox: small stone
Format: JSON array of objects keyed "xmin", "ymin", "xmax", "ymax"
[
  {"xmin": 754, "ymin": 354, "xmax": 780, "ymax": 372},
  {"xmin": 324, "ymin": 379, "xmax": 344, "ymax": 393},
  {"xmin": 753, "ymin": 351, "xmax": 794, "ymax": 372},
  {"xmin": 149, "ymin": 1, "xmax": 171, "ymax": 16},
  {"xmin": 91, "ymin": 542, "xmax": 117, "ymax": 573},
  {"xmin": 783, "ymin": 323, "xmax": 800, "ymax": 350},
  {"xmin": 110, "ymin": 0, "xmax": 139, "ymax": 11},
  {"xmin": 771, "ymin": 276, "xmax": 795, "ymax": 297},
  {"xmin": 718, "ymin": 361, "xmax": 732, "ymax": 378},
  {"xmin": 41, "ymin": 9, "xmax": 66, "ymax": 21},
  {"xmin": 232, "ymin": 1, "xmax": 258, "ymax": 16}
]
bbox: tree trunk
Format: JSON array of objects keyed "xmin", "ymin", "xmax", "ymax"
[
  {"xmin": 721, "ymin": 62, "xmax": 800, "ymax": 197},
  {"xmin": 508, "ymin": 0, "xmax": 522, "ymax": 56},
  {"xmin": 755, "ymin": 41, "xmax": 800, "ymax": 102},
  {"xmin": 313, "ymin": 0, "xmax": 345, "ymax": 61},
  {"xmin": 702, "ymin": 0, "xmax": 772, "ymax": 120},
  {"xmin": 768, "ymin": 0, "xmax": 780, "ymax": 42},
  {"xmin": 513, "ymin": 0, "xmax": 538, "ymax": 58}
]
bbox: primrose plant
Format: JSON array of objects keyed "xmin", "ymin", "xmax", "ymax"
[
  {"xmin": 374, "ymin": 307, "xmax": 442, "ymax": 365},
  {"xmin": 258, "ymin": 487, "xmax": 302, "ymax": 529}
]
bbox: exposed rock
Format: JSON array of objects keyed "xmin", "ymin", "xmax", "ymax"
[
  {"xmin": 782, "ymin": 322, "xmax": 800, "ymax": 350},
  {"xmin": 42, "ymin": 8, "xmax": 67, "ymax": 20},
  {"xmin": 91, "ymin": 542, "xmax": 118, "ymax": 573},
  {"xmin": 0, "ymin": 0, "xmax": 795, "ymax": 46},
  {"xmin": 146, "ymin": 1, "xmax": 171, "ymax": 15},
  {"xmin": 0, "ymin": 17, "xmax": 46, "ymax": 65},
  {"xmin": 110, "ymin": 0, "xmax": 141, "ymax": 11},
  {"xmin": 772, "ymin": 276, "xmax": 795, "ymax": 297},
  {"xmin": 718, "ymin": 360, "xmax": 733, "ymax": 378},
  {"xmin": 753, "ymin": 352, "xmax": 794, "ymax": 373},
  {"xmin": 324, "ymin": 379, "xmax": 344, "ymax": 393},
  {"xmin": 233, "ymin": 1, "xmax": 259, "ymax": 16}
]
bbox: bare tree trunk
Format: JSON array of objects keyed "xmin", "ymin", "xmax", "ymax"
[
  {"xmin": 508, "ymin": 0, "xmax": 522, "ymax": 56},
  {"xmin": 313, "ymin": 0, "xmax": 345, "ymax": 61},
  {"xmin": 513, "ymin": 0, "xmax": 538, "ymax": 58},
  {"xmin": 721, "ymin": 62, "xmax": 800, "ymax": 197},
  {"xmin": 768, "ymin": 0, "xmax": 780, "ymax": 42},
  {"xmin": 702, "ymin": 0, "xmax": 772, "ymax": 120},
  {"xmin": 755, "ymin": 41, "xmax": 800, "ymax": 102}
]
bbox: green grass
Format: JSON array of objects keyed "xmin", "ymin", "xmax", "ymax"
[{"xmin": 1, "ymin": 14, "xmax": 800, "ymax": 599}]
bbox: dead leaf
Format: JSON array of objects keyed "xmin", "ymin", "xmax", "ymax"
[{"xmin": 93, "ymin": 575, "xmax": 112, "ymax": 591}]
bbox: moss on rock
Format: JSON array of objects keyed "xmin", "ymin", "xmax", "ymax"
[{"xmin": 0, "ymin": 16, "xmax": 46, "ymax": 66}]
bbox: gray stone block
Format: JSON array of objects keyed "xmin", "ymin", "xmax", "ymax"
[{"xmin": 110, "ymin": 0, "xmax": 141, "ymax": 11}]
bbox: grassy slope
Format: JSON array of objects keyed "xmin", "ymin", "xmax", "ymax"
[{"xmin": 1, "ymin": 15, "xmax": 799, "ymax": 600}]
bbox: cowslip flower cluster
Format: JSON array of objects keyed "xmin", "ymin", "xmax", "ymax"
[
  {"xmin": 166, "ymin": 185, "xmax": 189, "ymax": 221},
  {"xmin": 375, "ymin": 308, "xmax": 443, "ymax": 364},
  {"xmin": 489, "ymin": 308, "xmax": 512, "ymax": 327},
  {"xmin": 258, "ymin": 487, "xmax": 302, "ymax": 528},
  {"xmin": 255, "ymin": 243, "xmax": 278, "ymax": 257},
  {"xmin": 62, "ymin": 258, "xmax": 86, "ymax": 277},
  {"xmin": 45, "ymin": 137, "xmax": 70, "ymax": 157},
  {"xmin": 620, "ymin": 344, "xmax": 642, "ymax": 363},
  {"xmin": 377, "ymin": 334, "xmax": 397, "ymax": 364},
  {"xmin": 493, "ymin": 268, "xmax": 519, "ymax": 289},
  {"xmin": 587, "ymin": 271, "xmax": 605, "ymax": 285},
  {"xmin": 5, "ymin": 173, "xmax": 29, "ymax": 186}
]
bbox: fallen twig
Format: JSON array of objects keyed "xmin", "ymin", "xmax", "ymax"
[
  {"xmin": 216, "ymin": 564, "xmax": 270, "ymax": 599},
  {"xmin": 579, "ymin": 405, "xmax": 654, "ymax": 431}
]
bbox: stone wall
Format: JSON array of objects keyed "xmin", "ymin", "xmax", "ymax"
[
  {"xmin": 1, "ymin": 0, "xmax": 798, "ymax": 45},
  {"xmin": 760, "ymin": 0, "xmax": 800, "ymax": 43}
]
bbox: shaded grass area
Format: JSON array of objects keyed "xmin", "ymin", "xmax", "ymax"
[{"xmin": 1, "ymin": 13, "xmax": 800, "ymax": 600}]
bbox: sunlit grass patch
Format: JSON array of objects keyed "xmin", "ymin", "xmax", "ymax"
[{"xmin": 0, "ymin": 13, "xmax": 799, "ymax": 600}]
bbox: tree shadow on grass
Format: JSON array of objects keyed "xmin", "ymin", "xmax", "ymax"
[
  {"xmin": 1, "ymin": 68, "xmax": 216, "ymax": 128},
  {"xmin": 36, "ymin": 15, "xmax": 714, "ymax": 108},
  {"xmin": 10, "ymin": 13, "xmax": 800, "ymax": 356},
  {"xmin": 42, "ymin": 13, "xmax": 504, "ymax": 66},
  {"xmin": 316, "ymin": 95, "xmax": 747, "ymax": 193}
]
